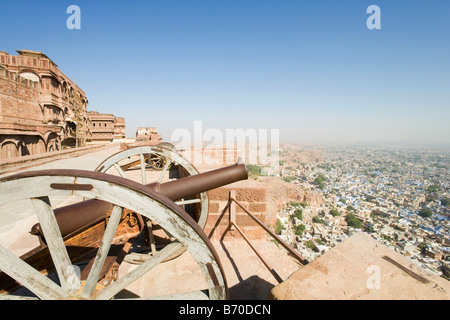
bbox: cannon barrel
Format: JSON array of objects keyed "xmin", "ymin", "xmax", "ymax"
[
  {"xmin": 148, "ymin": 162, "xmax": 248, "ymax": 201},
  {"xmin": 31, "ymin": 161, "xmax": 248, "ymax": 238}
]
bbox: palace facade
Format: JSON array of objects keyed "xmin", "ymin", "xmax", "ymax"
[{"xmin": 0, "ymin": 50, "xmax": 125, "ymax": 160}]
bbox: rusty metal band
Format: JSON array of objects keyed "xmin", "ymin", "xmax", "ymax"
[
  {"xmin": 50, "ymin": 183, "xmax": 93, "ymax": 191},
  {"xmin": 206, "ymin": 263, "xmax": 220, "ymax": 287},
  {"xmin": 382, "ymin": 256, "xmax": 430, "ymax": 284}
]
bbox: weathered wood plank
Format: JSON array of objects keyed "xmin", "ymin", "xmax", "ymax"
[
  {"xmin": 0, "ymin": 244, "xmax": 65, "ymax": 300},
  {"xmin": 0, "ymin": 294, "xmax": 39, "ymax": 300},
  {"xmin": 139, "ymin": 153, "xmax": 147, "ymax": 185},
  {"xmin": 158, "ymin": 160, "xmax": 171, "ymax": 183},
  {"xmin": 113, "ymin": 163, "xmax": 127, "ymax": 178},
  {"xmin": 31, "ymin": 196, "xmax": 80, "ymax": 293},
  {"xmin": 81, "ymin": 205, "xmax": 123, "ymax": 298}
]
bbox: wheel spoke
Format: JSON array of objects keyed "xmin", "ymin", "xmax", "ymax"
[
  {"xmin": 175, "ymin": 198, "xmax": 202, "ymax": 206},
  {"xmin": 31, "ymin": 197, "xmax": 80, "ymax": 294},
  {"xmin": 81, "ymin": 205, "xmax": 123, "ymax": 298},
  {"xmin": 95, "ymin": 242, "xmax": 184, "ymax": 300},
  {"xmin": 0, "ymin": 244, "xmax": 65, "ymax": 300},
  {"xmin": 113, "ymin": 163, "xmax": 127, "ymax": 178},
  {"xmin": 139, "ymin": 154, "xmax": 147, "ymax": 185},
  {"xmin": 158, "ymin": 160, "xmax": 171, "ymax": 183}
]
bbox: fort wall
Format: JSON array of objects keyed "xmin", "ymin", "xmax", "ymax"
[
  {"xmin": 0, "ymin": 50, "xmax": 125, "ymax": 159},
  {"xmin": 206, "ymin": 186, "xmax": 268, "ymax": 241}
]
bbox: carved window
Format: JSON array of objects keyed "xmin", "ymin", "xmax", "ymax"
[{"xmin": 19, "ymin": 72, "xmax": 40, "ymax": 83}]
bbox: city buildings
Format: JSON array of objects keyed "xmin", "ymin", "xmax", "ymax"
[{"xmin": 275, "ymin": 143, "xmax": 450, "ymax": 279}]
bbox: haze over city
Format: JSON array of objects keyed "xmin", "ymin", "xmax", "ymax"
[{"xmin": 1, "ymin": 0, "xmax": 449, "ymax": 145}]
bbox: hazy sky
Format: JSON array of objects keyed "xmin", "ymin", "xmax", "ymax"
[{"xmin": 1, "ymin": 0, "xmax": 449, "ymax": 145}]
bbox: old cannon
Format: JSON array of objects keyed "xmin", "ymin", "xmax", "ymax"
[
  {"xmin": 94, "ymin": 143, "xmax": 210, "ymax": 229},
  {"xmin": 0, "ymin": 145, "xmax": 248, "ymax": 300}
]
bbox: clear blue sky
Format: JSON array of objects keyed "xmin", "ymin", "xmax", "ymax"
[{"xmin": 1, "ymin": 0, "xmax": 449, "ymax": 145}]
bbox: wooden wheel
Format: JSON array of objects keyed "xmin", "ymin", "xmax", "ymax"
[
  {"xmin": 94, "ymin": 144, "xmax": 209, "ymax": 229},
  {"xmin": 0, "ymin": 170, "xmax": 227, "ymax": 300}
]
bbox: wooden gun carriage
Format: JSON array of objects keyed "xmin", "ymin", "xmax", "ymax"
[{"xmin": 0, "ymin": 143, "xmax": 248, "ymax": 300}]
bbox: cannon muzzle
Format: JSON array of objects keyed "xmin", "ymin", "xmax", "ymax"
[{"xmin": 31, "ymin": 161, "xmax": 248, "ymax": 238}]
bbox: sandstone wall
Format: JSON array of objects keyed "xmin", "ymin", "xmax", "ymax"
[
  {"xmin": 205, "ymin": 186, "xmax": 268, "ymax": 241},
  {"xmin": 0, "ymin": 69, "xmax": 42, "ymax": 125},
  {"xmin": 179, "ymin": 148, "xmax": 240, "ymax": 167}
]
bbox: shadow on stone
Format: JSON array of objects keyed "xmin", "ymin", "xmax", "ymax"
[{"xmin": 228, "ymin": 275, "xmax": 275, "ymax": 300}]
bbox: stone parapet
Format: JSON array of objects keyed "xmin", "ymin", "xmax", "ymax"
[
  {"xmin": 0, "ymin": 142, "xmax": 118, "ymax": 174},
  {"xmin": 269, "ymin": 232, "xmax": 450, "ymax": 300}
]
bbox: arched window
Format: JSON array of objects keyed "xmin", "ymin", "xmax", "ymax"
[
  {"xmin": 1, "ymin": 142, "xmax": 19, "ymax": 159},
  {"xmin": 19, "ymin": 72, "xmax": 40, "ymax": 83}
]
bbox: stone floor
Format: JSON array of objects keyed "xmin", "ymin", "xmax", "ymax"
[{"xmin": 117, "ymin": 238, "xmax": 301, "ymax": 300}]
